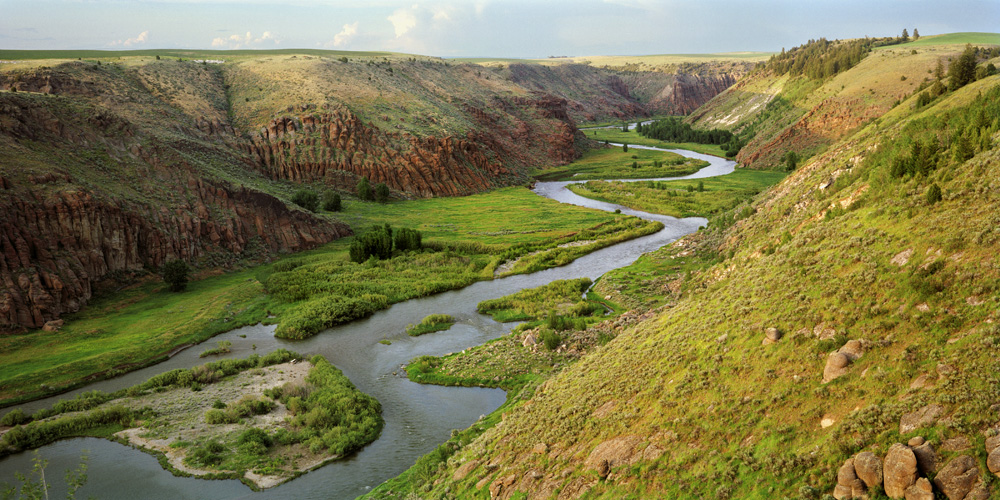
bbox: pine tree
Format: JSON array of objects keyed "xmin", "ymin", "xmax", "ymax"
[
  {"xmin": 913, "ymin": 28, "xmax": 920, "ymax": 40},
  {"xmin": 901, "ymin": 29, "xmax": 909, "ymax": 42}
]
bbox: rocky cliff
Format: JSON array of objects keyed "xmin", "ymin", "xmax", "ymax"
[{"xmin": 0, "ymin": 86, "xmax": 348, "ymax": 331}]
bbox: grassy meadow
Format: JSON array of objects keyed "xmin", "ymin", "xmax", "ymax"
[
  {"xmin": 531, "ymin": 144, "xmax": 708, "ymax": 181},
  {"xmin": 0, "ymin": 187, "xmax": 656, "ymax": 406},
  {"xmin": 584, "ymin": 127, "xmax": 728, "ymax": 157},
  {"xmin": 568, "ymin": 168, "xmax": 787, "ymax": 218}
]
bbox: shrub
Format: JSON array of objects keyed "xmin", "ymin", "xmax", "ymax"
[
  {"xmin": 349, "ymin": 225, "xmax": 393, "ymax": 263},
  {"xmin": 926, "ymin": 183, "xmax": 942, "ymax": 205},
  {"xmin": 393, "ymin": 227, "xmax": 422, "ymax": 252},
  {"xmin": 539, "ymin": 329, "xmax": 562, "ymax": 350},
  {"xmin": 374, "ymin": 183, "xmax": 390, "ymax": 204},
  {"xmin": 322, "ymin": 191, "xmax": 342, "ymax": 212},
  {"xmin": 356, "ymin": 177, "xmax": 373, "ymax": 201},
  {"xmin": 291, "ymin": 190, "xmax": 319, "ymax": 212},
  {"xmin": 162, "ymin": 260, "xmax": 189, "ymax": 292}
]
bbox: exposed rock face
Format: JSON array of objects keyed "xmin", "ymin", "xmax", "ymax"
[
  {"xmin": 645, "ymin": 72, "xmax": 741, "ymax": 115},
  {"xmin": 244, "ymin": 99, "xmax": 580, "ymax": 198},
  {"xmin": 0, "ymin": 178, "xmax": 348, "ymax": 329},
  {"xmin": 883, "ymin": 443, "xmax": 918, "ymax": 499}
]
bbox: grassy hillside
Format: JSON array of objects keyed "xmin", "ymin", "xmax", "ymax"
[
  {"xmin": 688, "ymin": 34, "xmax": 999, "ymax": 170},
  {"xmin": 362, "ymin": 47, "xmax": 1000, "ymax": 500}
]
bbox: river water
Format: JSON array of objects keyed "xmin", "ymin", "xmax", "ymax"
[{"xmin": 0, "ymin": 147, "xmax": 734, "ymax": 500}]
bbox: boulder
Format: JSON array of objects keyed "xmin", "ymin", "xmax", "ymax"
[
  {"xmin": 42, "ymin": 319, "xmax": 64, "ymax": 331},
  {"xmin": 763, "ymin": 327, "xmax": 782, "ymax": 345},
  {"xmin": 823, "ymin": 340, "xmax": 864, "ymax": 383},
  {"xmin": 985, "ymin": 434, "xmax": 1000, "ymax": 453},
  {"xmin": 904, "ymin": 477, "xmax": 934, "ymax": 500},
  {"xmin": 899, "ymin": 404, "xmax": 944, "ymax": 434},
  {"xmin": 932, "ymin": 455, "xmax": 979, "ymax": 500},
  {"xmin": 907, "ymin": 436, "xmax": 925, "ymax": 447},
  {"xmin": 912, "ymin": 442, "xmax": 937, "ymax": 475},
  {"xmin": 854, "ymin": 451, "xmax": 883, "ymax": 489},
  {"xmin": 837, "ymin": 458, "xmax": 858, "ymax": 485},
  {"xmin": 988, "ymin": 447, "xmax": 1000, "ymax": 476},
  {"xmin": 884, "ymin": 443, "xmax": 918, "ymax": 498}
]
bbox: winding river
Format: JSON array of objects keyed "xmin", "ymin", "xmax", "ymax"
[{"xmin": 0, "ymin": 145, "xmax": 734, "ymax": 499}]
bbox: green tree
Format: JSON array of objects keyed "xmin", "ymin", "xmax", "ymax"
[
  {"xmin": 901, "ymin": 28, "xmax": 909, "ymax": 42},
  {"xmin": 697, "ymin": 180, "xmax": 705, "ymax": 192},
  {"xmin": 349, "ymin": 225, "xmax": 393, "ymax": 263},
  {"xmin": 162, "ymin": 259, "xmax": 189, "ymax": 292},
  {"xmin": 356, "ymin": 177, "xmax": 373, "ymax": 201},
  {"xmin": 784, "ymin": 151, "xmax": 800, "ymax": 171},
  {"xmin": 374, "ymin": 182, "xmax": 390, "ymax": 204},
  {"xmin": 291, "ymin": 189, "xmax": 318, "ymax": 212},
  {"xmin": 948, "ymin": 44, "xmax": 977, "ymax": 90},
  {"xmin": 926, "ymin": 183, "xmax": 942, "ymax": 205},
  {"xmin": 913, "ymin": 28, "xmax": 919, "ymax": 40},
  {"xmin": 393, "ymin": 227, "xmax": 422, "ymax": 252},
  {"xmin": 322, "ymin": 191, "xmax": 342, "ymax": 212},
  {"xmin": 622, "ymin": 143, "xmax": 628, "ymax": 153}
]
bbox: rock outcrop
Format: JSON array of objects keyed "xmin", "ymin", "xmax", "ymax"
[{"xmin": 883, "ymin": 443, "xmax": 919, "ymax": 498}]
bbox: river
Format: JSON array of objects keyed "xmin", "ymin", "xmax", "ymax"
[{"xmin": 0, "ymin": 146, "xmax": 735, "ymax": 499}]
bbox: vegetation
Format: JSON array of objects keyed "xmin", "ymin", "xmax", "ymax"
[
  {"xmin": 374, "ymin": 182, "xmax": 390, "ymax": 204},
  {"xmin": 405, "ymin": 314, "xmax": 455, "ymax": 336},
  {"xmin": 161, "ymin": 260, "xmax": 190, "ymax": 292},
  {"xmin": 291, "ymin": 189, "xmax": 319, "ymax": 212},
  {"xmin": 763, "ymin": 36, "xmax": 902, "ymax": 80},
  {"xmin": 1, "ymin": 452, "xmax": 89, "ymax": 500},
  {"xmin": 567, "ymin": 169, "xmax": 786, "ymax": 218},
  {"xmin": 477, "ymin": 278, "xmax": 595, "ymax": 322},
  {"xmin": 322, "ymin": 191, "xmax": 342, "ymax": 212},
  {"xmin": 357, "ymin": 177, "xmax": 373, "ymax": 201},
  {"xmin": 638, "ymin": 117, "xmax": 743, "ymax": 157},
  {"xmin": 531, "ymin": 145, "xmax": 708, "ymax": 182},
  {"xmin": 198, "ymin": 340, "xmax": 232, "ymax": 358}
]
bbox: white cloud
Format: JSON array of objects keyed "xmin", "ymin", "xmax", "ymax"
[
  {"xmin": 387, "ymin": 5, "xmax": 418, "ymax": 37},
  {"xmin": 109, "ymin": 30, "xmax": 149, "ymax": 47},
  {"xmin": 333, "ymin": 22, "xmax": 359, "ymax": 47},
  {"xmin": 210, "ymin": 31, "xmax": 280, "ymax": 49}
]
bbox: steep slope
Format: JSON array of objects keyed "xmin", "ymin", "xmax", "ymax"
[
  {"xmin": 491, "ymin": 58, "xmax": 755, "ymax": 123},
  {"xmin": 0, "ymin": 63, "xmax": 349, "ymax": 330},
  {"xmin": 689, "ymin": 36, "xmax": 996, "ymax": 169},
  {"xmin": 372, "ymin": 52, "xmax": 1000, "ymax": 499}
]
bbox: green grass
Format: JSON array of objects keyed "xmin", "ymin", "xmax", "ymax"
[
  {"xmin": 477, "ymin": 278, "xmax": 595, "ymax": 321},
  {"xmin": 406, "ymin": 314, "xmax": 456, "ymax": 336},
  {"xmin": 891, "ymin": 32, "xmax": 1000, "ymax": 48},
  {"xmin": 567, "ymin": 168, "xmax": 787, "ymax": 218},
  {"xmin": 0, "ymin": 187, "xmax": 652, "ymax": 406},
  {"xmin": 584, "ymin": 127, "xmax": 728, "ymax": 157},
  {"xmin": 531, "ymin": 146, "xmax": 707, "ymax": 182}
]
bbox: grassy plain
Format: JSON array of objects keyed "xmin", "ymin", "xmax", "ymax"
[
  {"xmin": 568, "ymin": 168, "xmax": 787, "ymax": 218},
  {"xmin": 531, "ymin": 145, "xmax": 707, "ymax": 181},
  {"xmin": 584, "ymin": 127, "xmax": 728, "ymax": 157},
  {"xmin": 0, "ymin": 187, "xmax": 654, "ymax": 406}
]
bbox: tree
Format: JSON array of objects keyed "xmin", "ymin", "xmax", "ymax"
[
  {"xmin": 291, "ymin": 189, "xmax": 318, "ymax": 212},
  {"xmin": 784, "ymin": 151, "xmax": 800, "ymax": 171},
  {"xmin": 393, "ymin": 227, "xmax": 422, "ymax": 252},
  {"xmin": 349, "ymin": 225, "xmax": 393, "ymax": 263},
  {"xmin": 162, "ymin": 260, "xmax": 189, "ymax": 292},
  {"xmin": 926, "ymin": 183, "xmax": 942, "ymax": 205},
  {"xmin": 901, "ymin": 29, "xmax": 909, "ymax": 42},
  {"xmin": 913, "ymin": 28, "xmax": 920, "ymax": 41},
  {"xmin": 947, "ymin": 44, "xmax": 977, "ymax": 91},
  {"xmin": 622, "ymin": 143, "xmax": 628, "ymax": 153},
  {"xmin": 356, "ymin": 177, "xmax": 373, "ymax": 201},
  {"xmin": 697, "ymin": 180, "xmax": 705, "ymax": 192},
  {"xmin": 322, "ymin": 191, "xmax": 342, "ymax": 212},
  {"xmin": 374, "ymin": 182, "xmax": 390, "ymax": 204}
]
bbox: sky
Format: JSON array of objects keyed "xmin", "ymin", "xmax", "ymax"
[{"xmin": 1, "ymin": 0, "xmax": 998, "ymax": 58}]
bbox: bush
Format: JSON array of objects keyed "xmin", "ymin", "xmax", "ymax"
[
  {"xmin": 162, "ymin": 260, "xmax": 189, "ymax": 292},
  {"xmin": 926, "ymin": 183, "xmax": 942, "ymax": 205},
  {"xmin": 357, "ymin": 177, "xmax": 373, "ymax": 201},
  {"xmin": 349, "ymin": 225, "xmax": 393, "ymax": 263},
  {"xmin": 394, "ymin": 227, "xmax": 422, "ymax": 252},
  {"xmin": 539, "ymin": 329, "xmax": 562, "ymax": 350},
  {"xmin": 291, "ymin": 190, "xmax": 319, "ymax": 212},
  {"xmin": 374, "ymin": 183, "xmax": 390, "ymax": 204},
  {"xmin": 322, "ymin": 192, "xmax": 342, "ymax": 212}
]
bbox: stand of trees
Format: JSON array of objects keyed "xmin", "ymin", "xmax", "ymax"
[
  {"xmin": 349, "ymin": 224, "xmax": 423, "ymax": 263},
  {"xmin": 764, "ymin": 36, "xmax": 901, "ymax": 80},
  {"xmin": 638, "ymin": 117, "xmax": 743, "ymax": 157}
]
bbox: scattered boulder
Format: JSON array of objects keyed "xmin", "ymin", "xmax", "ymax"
[
  {"xmin": 854, "ymin": 451, "xmax": 883, "ymax": 489},
  {"xmin": 452, "ymin": 460, "xmax": 481, "ymax": 481},
  {"xmin": 823, "ymin": 340, "xmax": 864, "ymax": 383},
  {"xmin": 814, "ymin": 323, "xmax": 838, "ymax": 340},
  {"xmin": 988, "ymin": 447, "xmax": 1000, "ymax": 477},
  {"xmin": 912, "ymin": 442, "xmax": 937, "ymax": 476},
  {"xmin": 940, "ymin": 436, "xmax": 972, "ymax": 452},
  {"xmin": 763, "ymin": 327, "xmax": 782, "ymax": 345},
  {"xmin": 42, "ymin": 319, "xmax": 64, "ymax": 331},
  {"xmin": 891, "ymin": 249, "xmax": 913, "ymax": 266},
  {"xmin": 909, "ymin": 374, "xmax": 934, "ymax": 390},
  {"xmin": 904, "ymin": 477, "xmax": 934, "ymax": 500},
  {"xmin": 883, "ymin": 443, "xmax": 919, "ymax": 498},
  {"xmin": 522, "ymin": 333, "xmax": 538, "ymax": 347},
  {"xmin": 899, "ymin": 404, "xmax": 944, "ymax": 434},
  {"xmin": 932, "ymin": 455, "xmax": 979, "ymax": 500},
  {"xmin": 908, "ymin": 436, "xmax": 925, "ymax": 447}
]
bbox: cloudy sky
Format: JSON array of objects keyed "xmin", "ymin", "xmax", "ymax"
[{"xmin": 1, "ymin": 0, "xmax": 997, "ymax": 57}]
